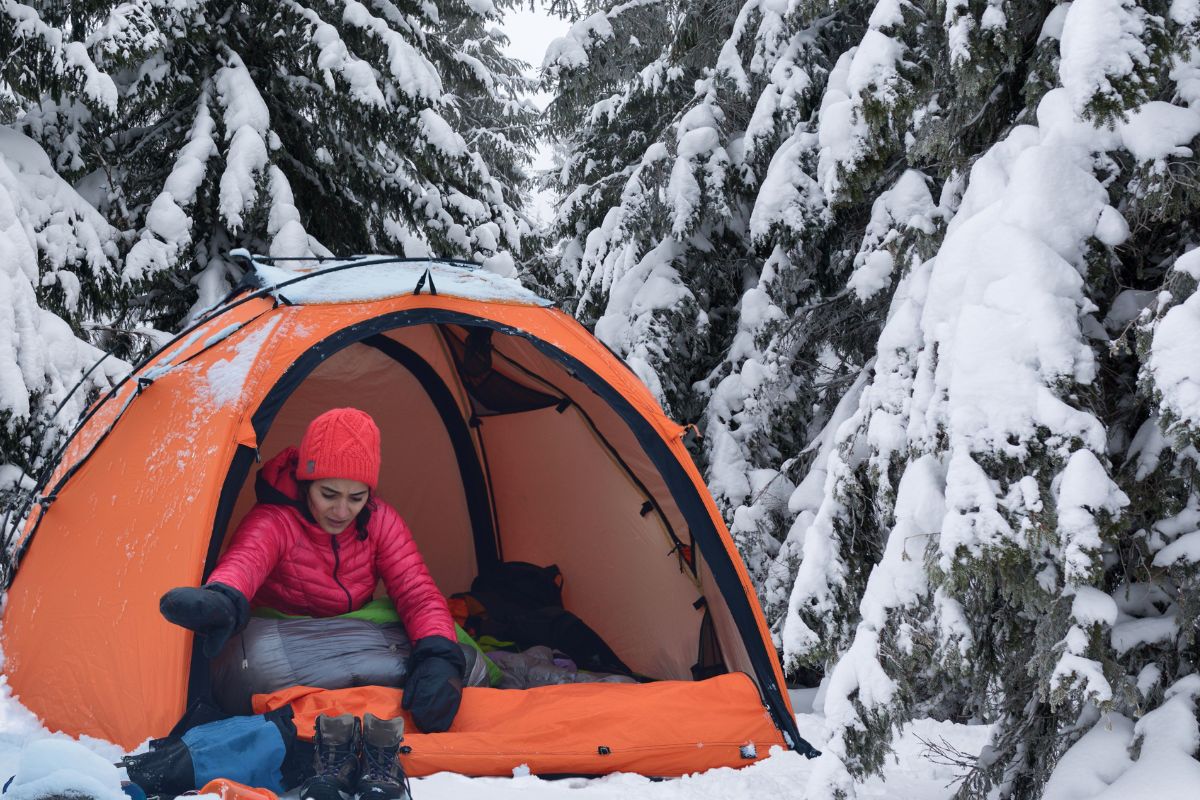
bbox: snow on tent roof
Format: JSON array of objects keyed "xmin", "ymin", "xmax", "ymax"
[{"xmin": 249, "ymin": 256, "xmax": 552, "ymax": 307}]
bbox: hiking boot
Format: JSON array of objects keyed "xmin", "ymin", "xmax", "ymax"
[
  {"xmin": 358, "ymin": 713, "xmax": 411, "ymax": 800},
  {"xmin": 299, "ymin": 714, "xmax": 362, "ymax": 800}
]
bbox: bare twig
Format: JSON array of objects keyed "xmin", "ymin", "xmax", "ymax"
[{"xmin": 915, "ymin": 733, "xmax": 977, "ymax": 790}]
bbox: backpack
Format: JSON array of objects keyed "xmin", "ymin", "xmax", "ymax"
[{"xmin": 458, "ymin": 562, "xmax": 632, "ymax": 677}]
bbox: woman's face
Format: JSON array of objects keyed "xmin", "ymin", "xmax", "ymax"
[{"xmin": 306, "ymin": 479, "xmax": 370, "ymax": 535}]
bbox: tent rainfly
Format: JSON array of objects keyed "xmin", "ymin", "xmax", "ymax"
[{"xmin": 1, "ymin": 255, "xmax": 818, "ymax": 778}]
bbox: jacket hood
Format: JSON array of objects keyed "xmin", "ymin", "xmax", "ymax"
[{"xmin": 256, "ymin": 447, "xmax": 304, "ymax": 504}]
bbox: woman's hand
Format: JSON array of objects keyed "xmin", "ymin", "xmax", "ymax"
[
  {"xmin": 402, "ymin": 635, "xmax": 466, "ymax": 732},
  {"xmin": 159, "ymin": 583, "xmax": 249, "ymax": 657}
]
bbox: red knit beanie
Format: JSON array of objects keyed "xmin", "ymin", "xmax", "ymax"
[{"xmin": 297, "ymin": 408, "xmax": 381, "ymax": 490}]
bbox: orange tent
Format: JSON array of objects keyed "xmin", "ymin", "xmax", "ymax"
[{"xmin": 1, "ymin": 256, "xmax": 816, "ymax": 777}]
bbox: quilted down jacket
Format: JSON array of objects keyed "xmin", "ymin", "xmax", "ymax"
[{"xmin": 208, "ymin": 447, "xmax": 454, "ymax": 642}]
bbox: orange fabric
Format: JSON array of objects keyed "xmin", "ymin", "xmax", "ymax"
[
  {"xmin": 0, "ymin": 289, "xmax": 793, "ymax": 755},
  {"xmin": 253, "ymin": 675, "xmax": 784, "ymax": 777},
  {"xmin": 447, "ymin": 597, "xmax": 468, "ymax": 628},
  {"xmin": 197, "ymin": 778, "xmax": 280, "ymax": 800}
]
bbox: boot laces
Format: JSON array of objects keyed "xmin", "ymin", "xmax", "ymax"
[
  {"xmin": 362, "ymin": 743, "xmax": 410, "ymax": 797},
  {"xmin": 315, "ymin": 738, "xmax": 358, "ymax": 778}
]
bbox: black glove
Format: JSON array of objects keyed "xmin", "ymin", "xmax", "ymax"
[
  {"xmin": 160, "ymin": 583, "xmax": 249, "ymax": 658},
  {"xmin": 402, "ymin": 635, "xmax": 465, "ymax": 733}
]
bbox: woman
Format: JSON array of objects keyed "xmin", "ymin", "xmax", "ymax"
[{"xmin": 159, "ymin": 407, "xmax": 463, "ymax": 734}]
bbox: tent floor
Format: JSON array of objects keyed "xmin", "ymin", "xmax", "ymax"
[{"xmin": 255, "ymin": 673, "xmax": 787, "ymax": 777}]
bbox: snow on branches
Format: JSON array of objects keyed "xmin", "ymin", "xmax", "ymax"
[
  {"xmin": 542, "ymin": 0, "xmax": 1200, "ymax": 796},
  {"xmin": 0, "ymin": 128, "xmax": 127, "ymax": 491},
  {"xmin": 66, "ymin": 0, "xmax": 537, "ymax": 325}
]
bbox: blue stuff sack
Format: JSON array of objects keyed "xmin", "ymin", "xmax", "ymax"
[{"xmin": 123, "ymin": 706, "xmax": 299, "ymax": 794}]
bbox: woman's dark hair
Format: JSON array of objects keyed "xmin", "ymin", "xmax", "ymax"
[{"xmin": 297, "ymin": 480, "xmax": 375, "ymax": 540}]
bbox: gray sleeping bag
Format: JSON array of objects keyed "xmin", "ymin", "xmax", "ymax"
[{"xmin": 212, "ymin": 616, "xmax": 488, "ymax": 714}]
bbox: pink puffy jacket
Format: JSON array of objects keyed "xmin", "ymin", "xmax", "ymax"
[{"xmin": 208, "ymin": 447, "xmax": 454, "ymax": 642}]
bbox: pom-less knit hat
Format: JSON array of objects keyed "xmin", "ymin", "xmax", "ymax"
[{"xmin": 297, "ymin": 407, "xmax": 381, "ymax": 490}]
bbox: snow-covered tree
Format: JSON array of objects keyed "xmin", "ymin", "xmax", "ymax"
[
  {"xmin": 19, "ymin": 0, "xmax": 540, "ymax": 328},
  {"xmin": 0, "ymin": 3, "xmax": 129, "ymax": 516},
  {"xmin": 778, "ymin": 1, "xmax": 1200, "ymax": 797},
  {"xmin": 542, "ymin": 0, "xmax": 1200, "ymax": 796}
]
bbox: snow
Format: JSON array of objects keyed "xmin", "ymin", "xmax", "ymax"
[
  {"xmin": 867, "ymin": 0, "xmax": 906, "ymax": 30},
  {"xmin": 1111, "ymin": 615, "xmax": 1179, "ymax": 654},
  {"xmin": 166, "ymin": 97, "xmax": 218, "ymax": 207},
  {"xmin": 287, "ymin": 0, "xmax": 386, "ymax": 108},
  {"xmin": 2, "ymin": 739, "xmax": 125, "ymax": 800},
  {"xmin": 542, "ymin": 9, "xmax": 618, "ymax": 73},
  {"xmin": 202, "ymin": 317, "xmax": 281, "ymax": 409},
  {"xmin": 266, "ymin": 167, "xmax": 327, "ymax": 263},
  {"xmin": 815, "ymin": 50, "xmax": 864, "ymax": 198},
  {"xmin": 215, "ymin": 52, "xmax": 271, "ymax": 232},
  {"xmin": 145, "ymin": 192, "xmax": 192, "ymax": 246},
  {"xmin": 1051, "ymin": 653, "xmax": 1113, "ymax": 705},
  {"xmin": 126, "ymin": 96, "xmax": 220, "ymax": 279},
  {"xmin": 741, "ymin": 26, "xmax": 814, "ymax": 163},
  {"xmin": 1103, "ymin": 289, "xmax": 1157, "ymax": 330},
  {"xmin": 0, "ymin": 644, "xmax": 996, "ymax": 800},
  {"xmin": 1038, "ymin": 2, "xmax": 1073, "ymax": 43},
  {"xmin": 1042, "ymin": 713, "xmax": 1135, "ymax": 800},
  {"xmin": 1070, "ymin": 587, "xmax": 1119, "ymax": 628},
  {"xmin": 910, "ymin": 106, "xmax": 1117, "ymax": 459},
  {"xmin": 845, "ymin": 30, "xmax": 905, "ymax": 99},
  {"xmin": 1152, "ymin": 530, "xmax": 1200, "ymax": 567},
  {"xmin": 819, "ymin": 455, "xmax": 946, "ymax": 763},
  {"xmin": 814, "ymin": 8, "xmax": 912, "ymax": 200},
  {"xmin": 589, "ymin": 238, "xmax": 695, "ymax": 406},
  {"xmin": 1078, "ymin": 676, "xmax": 1200, "ymax": 800},
  {"xmin": 1173, "ymin": 0, "xmax": 1200, "ymax": 26},
  {"xmin": 341, "ymin": 1, "xmax": 442, "ymax": 102},
  {"xmin": 848, "ymin": 170, "xmax": 938, "ymax": 300},
  {"xmin": 1176, "ymin": 248, "xmax": 1200, "ymax": 281},
  {"xmin": 1173, "ymin": 45, "xmax": 1200, "ymax": 107},
  {"xmin": 418, "ymin": 109, "xmax": 469, "ymax": 158},
  {"xmin": 1118, "ymin": 101, "xmax": 1200, "ymax": 161},
  {"xmin": 1148, "ymin": 279, "xmax": 1200, "ymax": 430},
  {"xmin": 250, "ymin": 257, "xmax": 552, "ymax": 306},
  {"xmin": 0, "ymin": 127, "xmax": 127, "ymax": 446},
  {"xmin": 4, "ymin": 3, "xmax": 118, "ymax": 112},
  {"xmin": 762, "ymin": 368, "xmax": 868, "ymax": 628},
  {"xmin": 1058, "ymin": 0, "xmax": 1150, "ymax": 117},
  {"xmin": 669, "ymin": 122, "xmax": 727, "ymax": 236},
  {"xmin": 1054, "ymin": 449, "xmax": 1129, "ymax": 583},
  {"xmin": 749, "ymin": 132, "xmax": 826, "ymax": 244}
]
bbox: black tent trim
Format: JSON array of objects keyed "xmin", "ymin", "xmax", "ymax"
[{"xmin": 359, "ymin": 334, "xmax": 499, "ymax": 569}]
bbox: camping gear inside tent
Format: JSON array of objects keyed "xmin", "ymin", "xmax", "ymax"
[{"xmin": 0, "ymin": 255, "xmax": 817, "ymax": 777}]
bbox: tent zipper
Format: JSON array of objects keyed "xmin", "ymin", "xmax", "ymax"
[{"xmin": 330, "ymin": 536, "xmax": 353, "ymax": 613}]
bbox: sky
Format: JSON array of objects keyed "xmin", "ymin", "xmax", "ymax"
[
  {"xmin": 500, "ymin": 7, "xmax": 571, "ymax": 90},
  {"xmin": 499, "ymin": 7, "xmax": 571, "ymax": 223}
]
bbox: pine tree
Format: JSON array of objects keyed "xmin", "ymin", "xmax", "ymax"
[
  {"xmin": 543, "ymin": 0, "xmax": 1200, "ymax": 796},
  {"xmin": 779, "ymin": 0, "xmax": 1200, "ymax": 797},
  {"xmin": 27, "ymin": 0, "xmax": 539, "ymax": 329},
  {"xmin": 1, "ymin": 2, "xmax": 130, "ymax": 508}
]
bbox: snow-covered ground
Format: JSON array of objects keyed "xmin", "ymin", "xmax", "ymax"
[{"xmin": 0, "ymin": 665, "xmax": 991, "ymax": 800}]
